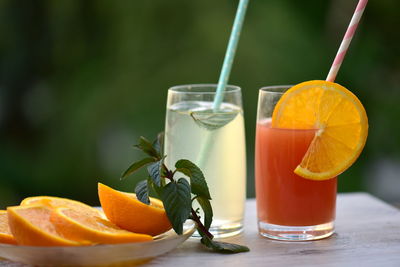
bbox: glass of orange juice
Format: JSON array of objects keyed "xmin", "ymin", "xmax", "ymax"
[{"xmin": 255, "ymin": 85, "xmax": 337, "ymax": 241}]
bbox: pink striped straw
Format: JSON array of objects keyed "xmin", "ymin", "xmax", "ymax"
[{"xmin": 326, "ymin": 0, "xmax": 368, "ymax": 82}]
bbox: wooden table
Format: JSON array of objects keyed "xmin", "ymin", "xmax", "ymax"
[{"xmin": 1, "ymin": 193, "xmax": 400, "ymax": 266}]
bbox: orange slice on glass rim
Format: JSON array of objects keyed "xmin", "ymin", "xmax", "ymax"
[{"xmin": 271, "ymin": 80, "xmax": 368, "ymax": 180}]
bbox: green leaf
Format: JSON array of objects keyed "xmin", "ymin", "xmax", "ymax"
[
  {"xmin": 175, "ymin": 159, "xmax": 211, "ymax": 199},
  {"xmin": 196, "ymin": 196, "xmax": 213, "ymax": 231},
  {"xmin": 147, "ymin": 158, "xmax": 164, "ymax": 187},
  {"xmin": 121, "ymin": 157, "xmax": 156, "ymax": 179},
  {"xmin": 135, "ymin": 180, "xmax": 150, "ymax": 205},
  {"xmin": 161, "ymin": 178, "xmax": 191, "ymax": 235},
  {"xmin": 190, "ymin": 109, "xmax": 238, "ymax": 131},
  {"xmin": 134, "ymin": 136, "xmax": 159, "ymax": 158},
  {"xmin": 200, "ymin": 235, "xmax": 250, "ymax": 254},
  {"xmin": 153, "ymin": 132, "xmax": 164, "ymax": 157}
]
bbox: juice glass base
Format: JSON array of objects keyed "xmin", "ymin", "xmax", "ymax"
[
  {"xmin": 258, "ymin": 221, "xmax": 334, "ymax": 241},
  {"xmin": 192, "ymin": 219, "xmax": 243, "ymax": 238}
]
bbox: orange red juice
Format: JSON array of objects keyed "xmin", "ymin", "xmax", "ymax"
[{"xmin": 255, "ymin": 120, "xmax": 337, "ymax": 226}]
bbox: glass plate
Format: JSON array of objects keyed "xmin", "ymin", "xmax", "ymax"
[{"xmin": 0, "ymin": 220, "xmax": 196, "ymax": 266}]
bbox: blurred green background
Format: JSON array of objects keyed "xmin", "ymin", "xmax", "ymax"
[{"xmin": 1, "ymin": 0, "xmax": 399, "ymax": 208}]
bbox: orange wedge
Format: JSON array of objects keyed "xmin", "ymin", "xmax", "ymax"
[
  {"xmin": 98, "ymin": 183, "xmax": 172, "ymax": 236},
  {"xmin": 50, "ymin": 207, "xmax": 153, "ymax": 244},
  {"xmin": 21, "ymin": 196, "xmax": 103, "ymax": 218},
  {"xmin": 0, "ymin": 210, "xmax": 17, "ymax": 245},
  {"xmin": 272, "ymin": 80, "xmax": 368, "ymax": 180},
  {"xmin": 7, "ymin": 205, "xmax": 82, "ymax": 246}
]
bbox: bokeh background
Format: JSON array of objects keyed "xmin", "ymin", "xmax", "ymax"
[{"xmin": 1, "ymin": 0, "xmax": 399, "ymax": 208}]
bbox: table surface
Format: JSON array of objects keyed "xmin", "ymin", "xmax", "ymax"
[{"xmin": 1, "ymin": 193, "xmax": 400, "ymax": 267}]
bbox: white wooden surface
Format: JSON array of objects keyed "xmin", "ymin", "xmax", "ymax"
[{"xmin": 1, "ymin": 193, "xmax": 400, "ymax": 267}]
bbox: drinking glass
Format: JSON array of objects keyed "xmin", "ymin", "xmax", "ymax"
[
  {"xmin": 164, "ymin": 84, "xmax": 246, "ymax": 238},
  {"xmin": 255, "ymin": 85, "xmax": 337, "ymax": 241}
]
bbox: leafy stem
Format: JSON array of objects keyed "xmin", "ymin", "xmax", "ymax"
[
  {"xmin": 161, "ymin": 163, "xmax": 213, "ymax": 239},
  {"xmin": 190, "ymin": 208, "xmax": 213, "ymax": 239},
  {"xmin": 122, "ymin": 134, "xmax": 249, "ymax": 254},
  {"xmin": 162, "ymin": 164, "xmax": 175, "ymax": 182}
]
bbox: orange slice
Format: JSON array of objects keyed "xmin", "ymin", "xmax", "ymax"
[
  {"xmin": 50, "ymin": 207, "xmax": 153, "ymax": 244},
  {"xmin": 21, "ymin": 196, "xmax": 103, "ymax": 218},
  {"xmin": 98, "ymin": 183, "xmax": 172, "ymax": 236},
  {"xmin": 7, "ymin": 205, "xmax": 83, "ymax": 246},
  {"xmin": 0, "ymin": 210, "xmax": 17, "ymax": 245},
  {"xmin": 272, "ymin": 80, "xmax": 368, "ymax": 180}
]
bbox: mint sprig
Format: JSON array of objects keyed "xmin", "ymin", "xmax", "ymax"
[{"xmin": 121, "ymin": 134, "xmax": 249, "ymax": 254}]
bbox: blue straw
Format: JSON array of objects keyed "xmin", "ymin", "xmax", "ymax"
[{"xmin": 212, "ymin": 0, "xmax": 249, "ymax": 111}]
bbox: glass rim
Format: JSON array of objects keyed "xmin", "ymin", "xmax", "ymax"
[
  {"xmin": 259, "ymin": 85, "xmax": 293, "ymax": 93},
  {"xmin": 168, "ymin": 84, "xmax": 241, "ymax": 94}
]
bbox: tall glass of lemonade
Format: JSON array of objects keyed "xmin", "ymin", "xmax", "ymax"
[{"xmin": 164, "ymin": 84, "xmax": 246, "ymax": 238}]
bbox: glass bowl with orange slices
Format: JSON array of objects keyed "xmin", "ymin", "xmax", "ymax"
[
  {"xmin": 0, "ymin": 184, "xmax": 196, "ymax": 266},
  {"xmin": 255, "ymin": 80, "xmax": 368, "ymax": 241}
]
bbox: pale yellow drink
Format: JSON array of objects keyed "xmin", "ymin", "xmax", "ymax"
[{"xmin": 164, "ymin": 100, "xmax": 246, "ymax": 237}]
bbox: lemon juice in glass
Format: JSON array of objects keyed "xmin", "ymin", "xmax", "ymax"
[{"xmin": 164, "ymin": 84, "xmax": 246, "ymax": 238}]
